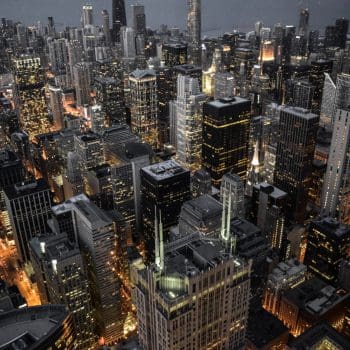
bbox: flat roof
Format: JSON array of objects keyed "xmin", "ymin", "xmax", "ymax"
[
  {"xmin": 181, "ymin": 195, "xmax": 222, "ymax": 220},
  {"xmin": 207, "ymin": 96, "xmax": 250, "ymax": 109},
  {"xmin": 281, "ymin": 106, "xmax": 319, "ymax": 120},
  {"xmin": 0, "ymin": 305, "xmax": 68, "ymax": 349},
  {"xmin": 3, "ymin": 179, "xmax": 49, "ymax": 200}
]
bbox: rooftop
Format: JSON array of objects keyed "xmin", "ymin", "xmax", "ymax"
[
  {"xmin": 0, "ymin": 305, "xmax": 69, "ymax": 349},
  {"xmin": 289, "ymin": 322, "xmax": 350, "ymax": 350},
  {"xmin": 3, "ymin": 179, "xmax": 49, "ymax": 200},
  {"xmin": 269, "ymin": 259, "xmax": 307, "ymax": 285},
  {"xmin": 311, "ymin": 217, "xmax": 350, "ymax": 239},
  {"xmin": 141, "ymin": 160, "xmax": 189, "ymax": 181},
  {"xmin": 281, "ymin": 106, "xmax": 319, "ymax": 120},
  {"xmin": 181, "ymin": 195, "xmax": 222, "ymax": 221},
  {"xmin": 129, "ymin": 69, "xmax": 156, "ymax": 80},
  {"xmin": 207, "ymin": 96, "xmax": 250, "ymax": 109},
  {"xmin": 254, "ymin": 182, "xmax": 288, "ymax": 200},
  {"xmin": 284, "ymin": 278, "xmax": 349, "ymax": 315}
]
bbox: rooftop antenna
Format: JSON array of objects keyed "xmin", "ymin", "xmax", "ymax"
[
  {"xmin": 159, "ymin": 209, "xmax": 164, "ymax": 272},
  {"xmin": 154, "ymin": 206, "xmax": 160, "ymax": 269}
]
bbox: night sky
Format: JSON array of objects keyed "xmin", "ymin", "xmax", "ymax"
[{"xmin": 1, "ymin": 0, "xmax": 349, "ymax": 35}]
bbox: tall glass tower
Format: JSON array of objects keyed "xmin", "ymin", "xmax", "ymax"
[
  {"xmin": 187, "ymin": 0, "xmax": 201, "ymax": 67},
  {"xmin": 112, "ymin": 0, "xmax": 126, "ymax": 42}
]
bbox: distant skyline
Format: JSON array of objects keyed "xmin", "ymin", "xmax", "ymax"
[{"xmin": 1, "ymin": 0, "xmax": 349, "ymax": 35}]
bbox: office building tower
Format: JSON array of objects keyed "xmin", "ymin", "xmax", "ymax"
[
  {"xmin": 202, "ymin": 97, "xmax": 251, "ymax": 187},
  {"xmin": 285, "ymin": 79, "xmax": 314, "ymax": 110},
  {"xmin": 298, "ymin": 8, "xmax": 309, "ymax": 36},
  {"xmin": 263, "ymin": 259, "xmax": 307, "ymax": 317},
  {"xmin": 162, "ymin": 43, "xmax": 187, "ymax": 67},
  {"xmin": 129, "ymin": 69, "xmax": 158, "ymax": 148},
  {"xmin": 74, "ymin": 132, "xmax": 104, "ymax": 175},
  {"xmin": 220, "ymin": 171, "xmax": 245, "ymax": 219},
  {"xmin": 73, "ymin": 62, "xmax": 91, "ymax": 107},
  {"xmin": 252, "ymin": 183, "xmax": 287, "ymax": 254},
  {"xmin": 187, "ymin": 0, "xmax": 201, "ymax": 66},
  {"xmin": 141, "ymin": 160, "xmax": 191, "ymax": 261},
  {"xmin": 178, "ymin": 194, "xmax": 222, "ymax": 237},
  {"xmin": 274, "ymin": 107, "xmax": 319, "ymax": 223},
  {"xmin": 0, "ymin": 305, "xmax": 75, "ymax": 350},
  {"xmin": 82, "ymin": 4, "xmax": 93, "ymax": 27},
  {"xmin": 4, "ymin": 179, "xmax": 52, "ymax": 262},
  {"xmin": 335, "ymin": 18, "xmax": 349, "ymax": 49},
  {"xmin": 259, "ymin": 40, "xmax": 275, "ymax": 63},
  {"xmin": 309, "ymin": 60, "xmax": 333, "ymax": 113},
  {"xmin": 49, "ymin": 85, "xmax": 64, "ymax": 130},
  {"xmin": 308, "ymin": 30, "xmax": 320, "ymax": 52},
  {"xmin": 191, "ymin": 168, "xmax": 212, "ymax": 197},
  {"xmin": 16, "ymin": 23, "xmax": 28, "ymax": 48},
  {"xmin": 29, "ymin": 234, "xmax": 96, "ymax": 349},
  {"xmin": 229, "ymin": 217, "xmax": 270, "ymax": 301},
  {"xmin": 320, "ymin": 73, "xmax": 336, "ymax": 129},
  {"xmin": 133, "ymin": 232, "xmax": 251, "ymax": 350},
  {"xmin": 101, "ymin": 10, "xmax": 111, "ymax": 45},
  {"xmin": 214, "ymin": 72, "xmax": 235, "ymax": 99},
  {"xmin": 304, "ymin": 217, "xmax": 350, "ymax": 285},
  {"xmin": 132, "ymin": 4, "xmax": 146, "ymax": 35},
  {"xmin": 321, "ymin": 108, "xmax": 350, "ymax": 222},
  {"xmin": 278, "ymin": 278, "xmax": 349, "ymax": 337},
  {"xmin": 55, "ymin": 194, "xmax": 125, "ymax": 343},
  {"xmin": 91, "ymin": 104, "xmax": 106, "ymax": 134},
  {"xmin": 48, "ymin": 38, "xmax": 69, "ymax": 73},
  {"xmin": 94, "ymin": 77, "xmax": 125, "ymax": 125},
  {"xmin": 121, "ymin": 26, "xmax": 136, "ymax": 58},
  {"xmin": 176, "ymin": 75, "xmax": 206, "ymax": 171},
  {"xmin": 334, "ymin": 73, "xmax": 350, "ymax": 115},
  {"xmin": 112, "ymin": 0, "xmax": 126, "ymax": 42},
  {"xmin": 13, "ymin": 56, "xmax": 51, "ymax": 140}
]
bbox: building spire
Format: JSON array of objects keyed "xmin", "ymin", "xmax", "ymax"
[{"xmin": 154, "ymin": 206, "xmax": 160, "ymax": 268}]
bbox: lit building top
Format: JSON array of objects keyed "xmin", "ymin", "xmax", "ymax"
[
  {"xmin": 141, "ymin": 159, "xmax": 188, "ymax": 181},
  {"xmin": 129, "ymin": 69, "xmax": 156, "ymax": 81},
  {"xmin": 268, "ymin": 259, "xmax": 307, "ymax": 285},
  {"xmin": 207, "ymin": 96, "xmax": 250, "ymax": 110},
  {"xmin": 253, "ymin": 182, "xmax": 288, "ymax": 200}
]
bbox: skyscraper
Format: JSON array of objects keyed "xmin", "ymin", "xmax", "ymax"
[
  {"xmin": 321, "ymin": 108, "xmax": 350, "ymax": 222},
  {"xmin": 335, "ymin": 18, "xmax": 349, "ymax": 49},
  {"xmin": 320, "ymin": 73, "xmax": 336, "ymax": 129},
  {"xmin": 187, "ymin": 0, "xmax": 201, "ymax": 66},
  {"xmin": 141, "ymin": 160, "xmax": 191, "ymax": 261},
  {"xmin": 129, "ymin": 69, "xmax": 158, "ymax": 148},
  {"xmin": 73, "ymin": 62, "xmax": 91, "ymax": 107},
  {"xmin": 133, "ymin": 231, "xmax": 251, "ymax": 350},
  {"xmin": 176, "ymin": 75, "xmax": 206, "ymax": 171},
  {"xmin": 202, "ymin": 97, "xmax": 251, "ymax": 187},
  {"xmin": 112, "ymin": 0, "xmax": 126, "ymax": 42},
  {"xmin": 13, "ymin": 56, "xmax": 51, "ymax": 140},
  {"xmin": 131, "ymin": 4, "xmax": 146, "ymax": 35},
  {"xmin": 101, "ymin": 9, "xmax": 111, "ymax": 45},
  {"xmin": 298, "ymin": 8, "xmax": 309, "ymax": 36},
  {"xmin": 4, "ymin": 179, "xmax": 52, "ymax": 262},
  {"xmin": 304, "ymin": 217, "xmax": 350, "ymax": 285},
  {"xmin": 274, "ymin": 107, "xmax": 319, "ymax": 223},
  {"xmin": 49, "ymin": 85, "xmax": 64, "ymax": 130},
  {"xmin": 162, "ymin": 43, "xmax": 187, "ymax": 67},
  {"xmin": 29, "ymin": 234, "xmax": 96, "ymax": 349},
  {"xmin": 82, "ymin": 4, "xmax": 93, "ymax": 27}
]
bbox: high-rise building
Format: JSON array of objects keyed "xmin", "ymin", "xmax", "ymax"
[
  {"xmin": 94, "ymin": 76, "xmax": 125, "ymax": 125},
  {"xmin": 220, "ymin": 171, "xmax": 245, "ymax": 219},
  {"xmin": 133, "ymin": 231, "xmax": 251, "ymax": 350},
  {"xmin": 191, "ymin": 168, "xmax": 212, "ymax": 197},
  {"xmin": 0, "ymin": 305, "xmax": 76, "ymax": 349},
  {"xmin": 141, "ymin": 160, "xmax": 191, "ymax": 261},
  {"xmin": 304, "ymin": 217, "xmax": 350, "ymax": 285},
  {"xmin": 121, "ymin": 26, "xmax": 136, "ymax": 58},
  {"xmin": 178, "ymin": 194, "xmax": 222, "ymax": 237},
  {"xmin": 49, "ymin": 85, "xmax": 64, "ymax": 130},
  {"xmin": 285, "ymin": 79, "xmax": 314, "ymax": 110},
  {"xmin": 4, "ymin": 179, "xmax": 52, "ymax": 262},
  {"xmin": 252, "ymin": 183, "xmax": 287, "ymax": 254},
  {"xmin": 131, "ymin": 4, "xmax": 146, "ymax": 35},
  {"xmin": 73, "ymin": 62, "xmax": 91, "ymax": 107},
  {"xmin": 101, "ymin": 9, "xmax": 111, "ymax": 45},
  {"xmin": 176, "ymin": 75, "xmax": 206, "ymax": 171},
  {"xmin": 274, "ymin": 106, "xmax": 319, "ymax": 223},
  {"xmin": 54, "ymin": 194, "xmax": 125, "ymax": 343},
  {"xmin": 91, "ymin": 104, "xmax": 106, "ymax": 134},
  {"xmin": 320, "ymin": 73, "xmax": 336, "ymax": 129},
  {"xmin": 82, "ymin": 4, "xmax": 93, "ymax": 27},
  {"xmin": 187, "ymin": 0, "xmax": 201, "ymax": 66},
  {"xmin": 48, "ymin": 38, "xmax": 69, "ymax": 73},
  {"xmin": 202, "ymin": 97, "xmax": 251, "ymax": 187},
  {"xmin": 13, "ymin": 56, "xmax": 51, "ymax": 140},
  {"xmin": 162, "ymin": 43, "xmax": 187, "ymax": 67},
  {"xmin": 112, "ymin": 0, "xmax": 126, "ymax": 42},
  {"xmin": 29, "ymin": 234, "xmax": 96, "ymax": 349},
  {"xmin": 129, "ymin": 69, "xmax": 158, "ymax": 148},
  {"xmin": 335, "ymin": 18, "xmax": 349, "ymax": 49},
  {"xmin": 298, "ymin": 8, "xmax": 309, "ymax": 36},
  {"xmin": 321, "ymin": 108, "xmax": 350, "ymax": 222}
]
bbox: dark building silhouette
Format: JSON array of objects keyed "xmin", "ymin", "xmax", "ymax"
[{"xmin": 112, "ymin": 0, "xmax": 126, "ymax": 42}]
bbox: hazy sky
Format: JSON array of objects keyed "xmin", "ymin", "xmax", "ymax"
[{"xmin": 1, "ymin": 0, "xmax": 349, "ymax": 34}]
